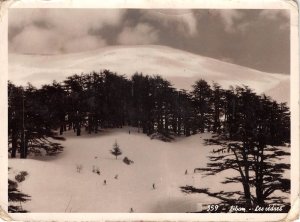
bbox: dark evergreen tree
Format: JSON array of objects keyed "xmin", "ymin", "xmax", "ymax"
[
  {"xmin": 211, "ymin": 83, "xmax": 224, "ymax": 133},
  {"xmin": 8, "ymin": 168, "xmax": 30, "ymax": 213},
  {"xmin": 191, "ymin": 79, "xmax": 212, "ymax": 133},
  {"xmin": 8, "ymin": 179, "xmax": 31, "ymax": 212},
  {"xmin": 110, "ymin": 140, "xmax": 122, "ymax": 159},
  {"xmin": 8, "ymin": 82, "xmax": 23, "ymax": 158},
  {"xmin": 8, "ymin": 82, "xmax": 64, "ymax": 158},
  {"xmin": 181, "ymin": 86, "xmax": 290, "ymax": 211}
]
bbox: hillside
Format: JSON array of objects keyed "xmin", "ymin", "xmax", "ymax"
[
  {"xmin": 8, "ymin": 127, "xmax": 223, "ymax": 212},
  {"xmin": 9, "ymin": 127, "xmax": 290, "ymax": 212},
  {"xmin": 9, "ymin": 45, "xmax": 289, "ymax": 104}
]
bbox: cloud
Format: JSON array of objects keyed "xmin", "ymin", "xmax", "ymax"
[
  {"xmin": 259, "ymin": 10, "xmax": 289, "ymax": 30},
  {"xmin": 203, "ymin": 10, "xmax": 244, "ymax": 32},
  {"xmin": 259, "ymin": 9, "xmax": 289, "ymax": 20},
  {"xmin": 142, "ymin": 9, "xmax": 198, "ymax": 36},
  {"xmin": 8, "ymin": 9, "xmax": 290, "ymax": 74},
  {"xmin": 42, "ymin": 10, "xmax": 125, "ymax": 38},
  {"xmin": 62, "ymin": 36, "xmax": 107, "ymax": 53},
  {"xmin": 117, "ymin": 23, "xmax": 159, "ymax": 45},
  {"xmin": 9, "ymin": 9, "xmax": 125, "ymax": 54},
  {"xmin": 9, "ymin": 25, "xmax": 62, "ymax": 54},
  {"xmin": 214, "ymin": 10, "xmax": 244, "ymax": 32}
]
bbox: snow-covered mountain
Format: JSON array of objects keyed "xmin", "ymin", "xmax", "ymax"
[{"xmin": 9, "ymin": 45, "xmax": 289, "ymax": 104}]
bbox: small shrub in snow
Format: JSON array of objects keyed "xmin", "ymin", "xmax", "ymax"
[
  {"xmin": 20, "ymin": 171, "xmax": 28, "ymax": 177},
  {"xmin": 15, "ymin": 174, "xmax": 25, "ymax": 183},
  {"xmin": 92, "ymin": 166, "xmax": 100, "ymax": 175},
  {"xmin": 123, "ymin": 157, "xmax": 134, "ymax": 165},
  {"xmin": 76, "ymin": 164, "xmax": 82, "ymax": 173},
  {"xmin": 96, "ymin": 168, "xmax": 101, "ymax": 175},
  {"xmin": 149, "ymin": 132, "xmax": 173, "ymax": 142},
  {"xmin": 15, "ymin": 171, "xmax": 28, "ymax": 183},
  {"xmin": 110, "ymin": 141, "xmax": 122, "ymax": 159},
  {"xmin": 204, "ymin": 138, "xmax": 222, "ymax": 145}
]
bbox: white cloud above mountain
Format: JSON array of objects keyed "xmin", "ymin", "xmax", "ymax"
[{"xmin": 117, "ymin": 23, "xmax": 159, "ymax": 45}]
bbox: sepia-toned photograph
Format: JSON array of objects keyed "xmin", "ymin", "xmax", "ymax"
[{"xmin": 2, "ymin": 1, "xmax": 298, "ymax": 220}]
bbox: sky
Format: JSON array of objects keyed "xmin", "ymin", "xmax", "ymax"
[{"xmin": 8, "ymin": 9, "xmax": 290, "ymax": 74}]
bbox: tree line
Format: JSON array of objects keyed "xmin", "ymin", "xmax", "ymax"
[{"xmin": 8, "ymin": 69, "xmax": 290, "ymax": 158}]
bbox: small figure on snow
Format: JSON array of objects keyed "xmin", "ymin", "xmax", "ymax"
[
  {"xmin": 96, "ymin": 169, "xmax": 101, "ymax": 175},
  {"xmin": 129, "ymin": 130, "xmax": 131, "ymax": 134},
  {"xmin": 104, "ymin": 180, "xmax": 107, "ymax": 185},
  {"xmin": 76, "ymin": 164, "xmax": 82, "ymax": 173},
  {"xmin": 114, "ymin": 174, "xmax": 118, "ymax": 179},
  {"xmin": 185, "ymin": 169, "xmax": 188, "ymax": 175},
  {"xmin": 152, "ymin": 183, "xmax": 156, "ymax": 190},
  {"xmin": 130, "ymin": 208, "xmax": 134, "ymax": 213}
]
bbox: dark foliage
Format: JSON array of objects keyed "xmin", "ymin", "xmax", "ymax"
[
  {"xmin": 8, "ymin": 179, "xmax": 30, "ymax": 213},
  {"xmin": 181, "ymin": 87, "xmax": 290, "ymax": 212},
  {"xmin": 9, "ymin": 71, "xmax": 290, "ymax": 154},
  {"xmin": 15, "ymin": 171, "xmax": 28, "ymax": 183},
  {"xmin": 8, "ymin": 70, "xmax": 290, "ymax": 211},
  {"xmin": 110, "ymin": 141, "xmax": 122, "ymax": 159},
  {"xmin": 8, "ymin": 82, "xmax": 64, "ymax": 158},
  {"xmin": 123, "ymin": 156, "xmax": 134, "ymax": 165},
  {"xmin": 150, "ymin": 132, "xmax": 174, "ymax": 142}
]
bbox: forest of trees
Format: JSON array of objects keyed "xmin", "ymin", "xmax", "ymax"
[
  {"xmin": 8, "ymin": 69, "xmax": 290, "ymax": 159},
  {"xmin": 8, "ymin": 69, "xmax": 291, "ymax": 212}
]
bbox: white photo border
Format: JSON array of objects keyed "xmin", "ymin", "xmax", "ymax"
[{"xmin": 0, "ymin": 0, "xmax": 298, "ymax": 221}]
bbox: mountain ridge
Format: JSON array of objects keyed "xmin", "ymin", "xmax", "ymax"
[{"xmin": 9, "ymin": 45, "xmax": 289, "ymax": 104}]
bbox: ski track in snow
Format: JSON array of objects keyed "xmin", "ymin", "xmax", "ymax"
[{"xmin": 9, "ymin": 127, "xmax": 290, "ymax": 213}]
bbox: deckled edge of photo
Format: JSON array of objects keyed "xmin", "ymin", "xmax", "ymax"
[
  {"xmin": 0, "ymin": 0, "xmax": 299, "ymax": 221},
  {"xmin": 287, "ymin": 0, "xmax": 300, "ymax": 221},
  {"xmin": 0, "ymin": 0, "xmax": 12, "ymax": 221}
]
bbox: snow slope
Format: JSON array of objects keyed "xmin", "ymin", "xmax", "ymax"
[
  {"xmin": 9, "ymin": 45, "xmax": 289, "ymax": 104},
  {"xmin": 9, "ymin": 127, "xmax": 290, "ymax": 213}
]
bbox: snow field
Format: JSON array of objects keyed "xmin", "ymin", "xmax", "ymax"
[{"xmin": 9, "ymin": 127, "xmax": 290, "ymax": 212}]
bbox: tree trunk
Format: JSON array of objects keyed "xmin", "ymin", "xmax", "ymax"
[
  {"xmin": 68, "ymin": 122, "xmax": 72, "ymax": 130},
  {"xmin": 63, "ymin": 123, "xmax": 67, "ymax": 131},
  {"xmin": 11, "ymin": 130, "xmax": 18, "ymax": 158},
  {"xmin": 255, "ymin": 135, "xmax": 266, "ymax": 206},
  {"xmin": 88, "ymin": 114, "xmax": 92, "ymax": 134},
  {"xmin": 242, "ymin": 140, "xmax": 252, "ymax": 210},
  {"xmin": 60, "ymin": 125, "xmax": 64, "ymax": 135},
  {"xmin": 76, "ymin": 126, "xmax": 81, "ymax": 136},
  {"xmin": 94, "ymin": 119, "xmax": 98, "ymax": 133},
  {"xmin": 242, "ymin": 181, "xmax": 252, "ymax": 210},
  {"xmin": 20, "ymin": 131, "xmax": 27, "ymax": 159}
]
